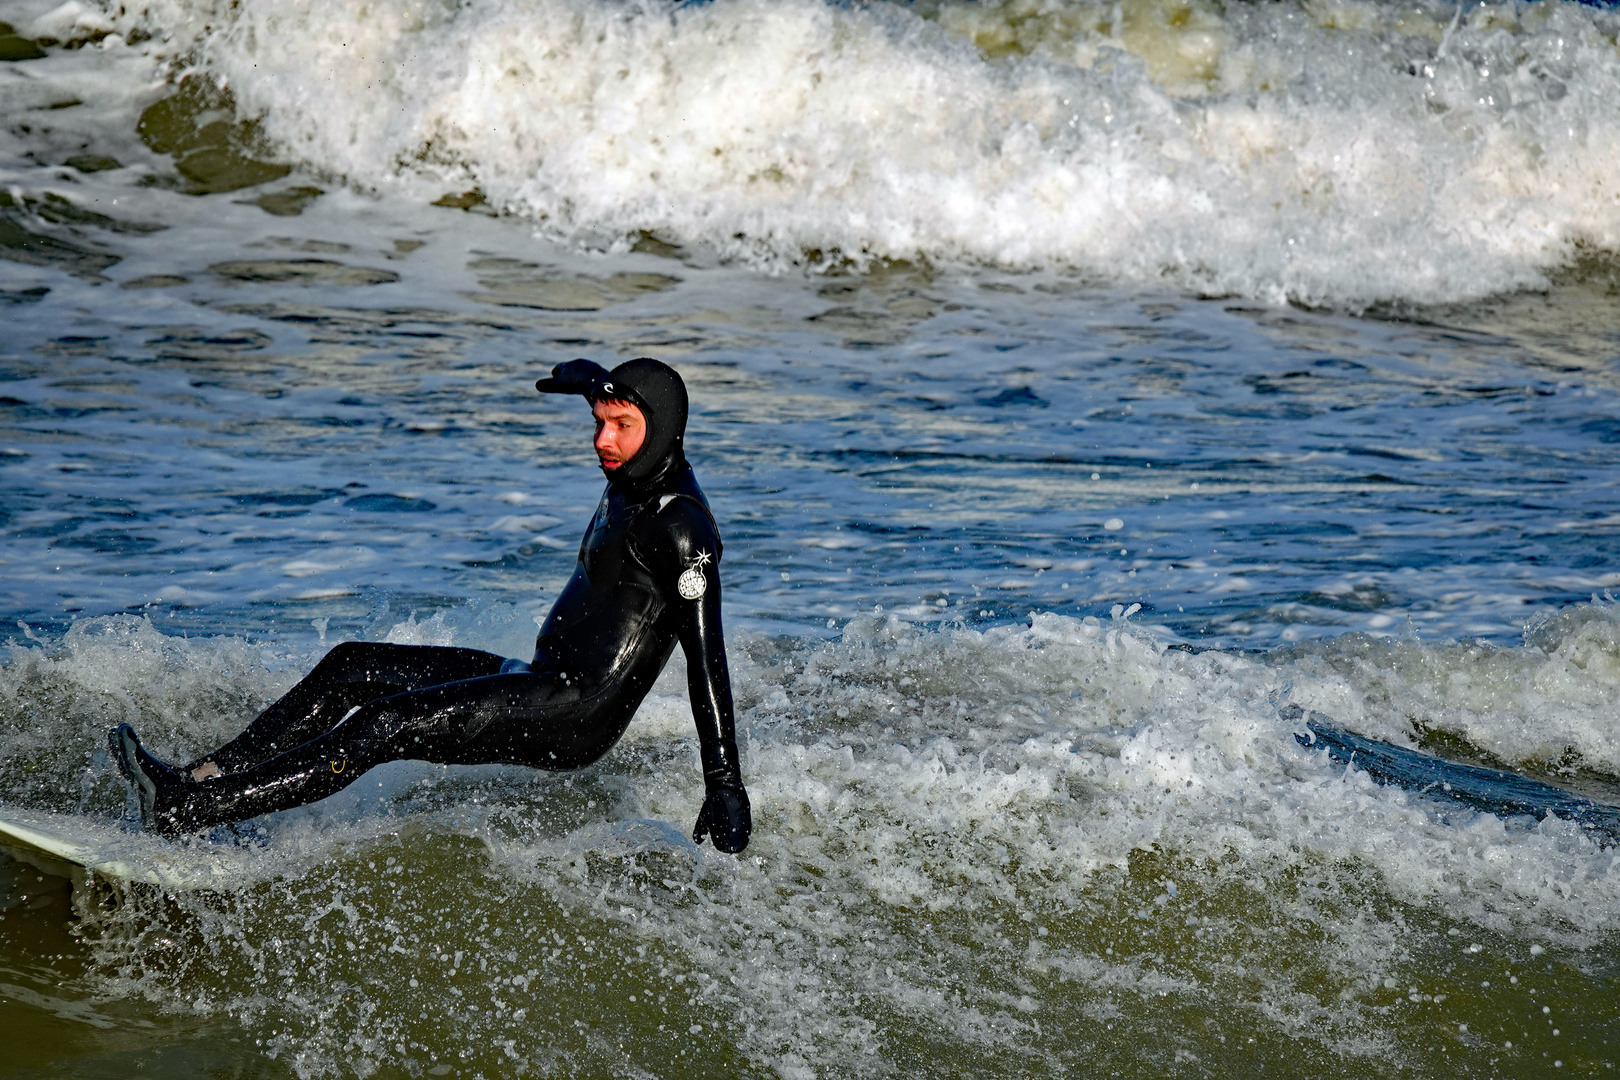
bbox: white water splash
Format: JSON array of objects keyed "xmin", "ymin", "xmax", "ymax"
[{"xmin": 113, "ymin": 0, "xmax": 1620, "ymax": 305}]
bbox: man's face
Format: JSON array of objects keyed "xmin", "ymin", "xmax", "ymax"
[{"xmin": 592, "ymin": 398, "xmax": 646, "ymax": 472}]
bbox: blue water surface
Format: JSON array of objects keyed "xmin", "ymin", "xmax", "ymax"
[{"xmin": 2, "ymin": 193, "xmax": 1618, "ymax": 650}]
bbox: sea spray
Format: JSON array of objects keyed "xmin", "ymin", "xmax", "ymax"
[{"xmin": 4, "ymin": 609, "xmax": 1614, "ymax": 1075}]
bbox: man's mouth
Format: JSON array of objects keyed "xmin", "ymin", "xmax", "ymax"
[{"xmin": 598, "ymin": 456, "xmax": 622, "ymax": 470}]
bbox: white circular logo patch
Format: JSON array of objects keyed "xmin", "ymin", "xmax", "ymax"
[{"xmin": 677, "ymin": 549, "xmax": 712, "ymax": 600}]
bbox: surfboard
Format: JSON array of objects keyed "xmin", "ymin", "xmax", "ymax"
[
  {"xmin": 1288, "ymin": 706, "xmax": 1620, "ymax": 846},
  {"xmin": 0, "ymin": 810, "xmax": 250, "ymax": 890}
]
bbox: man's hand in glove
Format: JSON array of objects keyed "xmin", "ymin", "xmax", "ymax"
[{"xmin": 693, "ymin": 782, "xmax": 751, "ymax": 854}]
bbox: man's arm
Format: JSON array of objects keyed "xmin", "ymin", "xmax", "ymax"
[{"xmin": 653, "ymin": 500, "xmax": 751, "ymax": 853}]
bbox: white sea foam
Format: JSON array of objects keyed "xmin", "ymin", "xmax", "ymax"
[
  {"xmin": 6, "ymin": 606, "xmax": 1618, "ymax": 1074},
  {"xmin": 112, "ymin": 0, "xmax": 1620, "ymax": 305}
]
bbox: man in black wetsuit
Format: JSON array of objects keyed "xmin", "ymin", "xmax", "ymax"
[{"xmin": 108, "ymin": 357, "xmax": 752, "ymax": 853}]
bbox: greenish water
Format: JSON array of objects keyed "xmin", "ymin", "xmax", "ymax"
[{"xmin": 4, "ymin": 804, "xmax": 1618, "ymax": 1078}]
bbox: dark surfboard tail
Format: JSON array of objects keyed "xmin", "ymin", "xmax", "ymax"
[{"xmin": 1287, "ymin": 706, "xmax": 1620, "ymax": 846}]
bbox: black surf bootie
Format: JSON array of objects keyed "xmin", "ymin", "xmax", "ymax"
[{"xmin": 108, "ymin": 723, "xmax": 197, "ymax": 835}]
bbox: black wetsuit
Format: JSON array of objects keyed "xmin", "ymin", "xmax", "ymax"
[{"xmin": 112, "ymin": 357, "xmax": 751, "ymax": 852}]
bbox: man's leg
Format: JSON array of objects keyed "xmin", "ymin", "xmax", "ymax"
[
  {"xmin": 119, "ymin": 668, "xmax": 639, "ymax": 833},
  {"xmin": 149, "ymin": 668, "xmax": 576, "ymax": 831},
  {"xmin": 188, "ymin": 642, "xmax": 504, "ymax": 778},
  {"xmin": 137, "ymin": 684, "xmax": 469, "ymax": 832}
]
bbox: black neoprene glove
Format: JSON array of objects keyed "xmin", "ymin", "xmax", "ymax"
[
  {"xmin": 693, "ymin": 781, "xmax": 751, "ymax": 854},
  {"xmin": 534, "ymin": 358, "xmax": 610, "ymax": 396}
]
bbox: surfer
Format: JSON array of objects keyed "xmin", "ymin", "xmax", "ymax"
[{"xmin": 108, "ymin": 357, "xmax": 752, "ymax": 853}]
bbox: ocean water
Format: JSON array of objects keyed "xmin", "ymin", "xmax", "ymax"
[{"xmin": 2, "ymin": 0, "xmax": 1620, "ymax": 1075}]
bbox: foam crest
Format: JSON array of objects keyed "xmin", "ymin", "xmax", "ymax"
[
  {"xmin": 120, "ymin": 0, "xmax": 1620, "ymax": 304},
  {"xmin": 1281, "ymin": 599, "xmax": 1620, "ymax": 777},
  {"xmin": 744, "ymin": 612, "xmax": 1620, "ymax": 927}
]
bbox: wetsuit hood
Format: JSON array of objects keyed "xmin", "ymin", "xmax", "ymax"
[{"xmin": 535, "ymin": 357, "xmax": 689, "ymax": 490}]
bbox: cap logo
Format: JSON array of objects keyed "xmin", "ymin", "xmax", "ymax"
[{"xmin": 602, "ymin": 382, "xmax": 614, "ymax": 394}]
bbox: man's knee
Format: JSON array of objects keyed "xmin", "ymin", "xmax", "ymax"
[
  {"xmin": 320, "ymin": 640, "xmax": 368, "ymax": 666},
  {"xmin": 318, "ymin": 640, "xmax": 399, "ymax": 677}
]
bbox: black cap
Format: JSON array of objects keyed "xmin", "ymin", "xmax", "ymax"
[
  {"xmin": 534, "ymin": 358, "xmax": 611, "ymax": 398},
  {"xmin": 535, "ymin": 357, "xmax": 688, "ymax": 488}
]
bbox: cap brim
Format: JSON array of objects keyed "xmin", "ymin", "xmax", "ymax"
[{"xmin": 534, "ymin": 357, "xmax": 613, "ymax": 397}]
